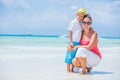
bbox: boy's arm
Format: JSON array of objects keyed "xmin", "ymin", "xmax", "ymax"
[
  {"xmin": 69, "ymin": 31, "xmax": 72, "ymax": 43},
  {"xmin": 69, "ymin": 31, "xmax": 74, "ymax": 47}
]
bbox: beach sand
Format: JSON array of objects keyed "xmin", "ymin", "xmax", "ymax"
[{"xmin": 0, "ymin": 46, "xmax": 120, "ymax": 80}]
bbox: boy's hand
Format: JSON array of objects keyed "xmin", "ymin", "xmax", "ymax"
[
  {"xmin": 70, "ymin": 42, "xmax": 74, "ymax": 48},
  {"xmin": 67, "ymin": 46, "xmax": 73, "ymax": 53}
]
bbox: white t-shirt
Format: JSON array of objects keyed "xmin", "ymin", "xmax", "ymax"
[{"xmin": 67, "ymin": 19, "xmax": 83, "ymax": 42}]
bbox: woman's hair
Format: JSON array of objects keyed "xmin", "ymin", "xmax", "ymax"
[
  {"xmin": 83, "ymin": 14, "xmax": 92, "ymax": 23},
  {"xmin": 83, "ymin": 14, "xmax": 94, "ymax": 31}
]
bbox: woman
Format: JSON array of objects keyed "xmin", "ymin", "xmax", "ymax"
[{"xmin": 67, "ymin": 14, "xmax": 102, "ymax": 75}]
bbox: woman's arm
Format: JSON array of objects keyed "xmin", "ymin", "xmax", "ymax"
[
  {"xmin": 75, "ymin": 32, "xmax": 98, "ymax": 50},
  {"xmin": 86, "ymin": 32, "xmax": 98, "ymax": 50}
]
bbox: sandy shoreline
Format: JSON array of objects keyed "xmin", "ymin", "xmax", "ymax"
[{"xmin": 0, "ymin": 46, "xmax": 120, "ymax": 80}]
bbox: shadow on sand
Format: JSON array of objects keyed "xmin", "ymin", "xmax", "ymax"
[{"xmin": 90, "ymin": 71, "xmax": 113, "ymax": 75}]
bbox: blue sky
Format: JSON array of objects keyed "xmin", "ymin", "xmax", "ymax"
[{"xmin": 0, "ymin": 0, "xmax": 120, "ymax": 37}]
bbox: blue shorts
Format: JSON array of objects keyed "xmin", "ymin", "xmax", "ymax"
[{"xmin": 65, "ymin": 42, "xmax": 80, "ymax": 64}]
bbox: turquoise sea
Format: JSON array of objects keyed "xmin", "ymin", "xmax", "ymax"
[{"xmin": 0, "ymin": 35, "xmax": 120, "ymax": 47}]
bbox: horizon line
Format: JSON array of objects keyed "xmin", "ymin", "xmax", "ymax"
[{"xmin": 0, "ymin": 34, "xmax": 120, "ymax": 38}]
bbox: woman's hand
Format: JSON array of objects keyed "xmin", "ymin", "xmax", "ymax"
[
  {"xmin": 73, "ymin": 46, "xmax": 77, "ymax": 51},
  {"xmin": 67, "ymin": 45, "xmax": 80, "ymax": 53},
  {"xmin": 70, "ymin": 42, "xmax": 74, "ymax": 48},
  {"xmin": 67, "ymin": 46, "xmax": 74, "ymax": 53}
]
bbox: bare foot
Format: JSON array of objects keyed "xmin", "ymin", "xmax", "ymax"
[
  {"xmin": 80, "ymin": 71, "xmax": 86, "ymax": 75},
  {"xmin": 87, "ymin": 67, "xmax": 92, "ymax": 73},
  {"xmin": 67, "ymin": 70, "xmax": 70, "ymax": 73},
  {"xmin": 70, "ymin": 70, "xmax": 74, "ymax": 73},
  {"xmin": 67, "ymin": 70, "xmax": 74, "ymax": 73}
]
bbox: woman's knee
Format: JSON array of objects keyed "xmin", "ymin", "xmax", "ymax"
[
  {"xmin": 72, "ymin": 58, "xmax": 77, "ymax": 65},
  {"xmin": 76, "ymin": 48, "xmax": 88, "ymax": 58},
  {"xmin": 72, "ymin": 58, "xmax": 81, "ymax": 67}
]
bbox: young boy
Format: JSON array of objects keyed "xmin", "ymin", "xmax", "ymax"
[{"xmin": 65, "ymin": 8, "xmax": 86, "ymax": 72}]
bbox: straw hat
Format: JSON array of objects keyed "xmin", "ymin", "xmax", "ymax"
[{"xmin": 76, "ymin": 8, "xmax": 86, "ymax": 15}]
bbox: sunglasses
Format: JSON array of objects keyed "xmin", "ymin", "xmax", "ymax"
[{"xmin": 82, "ymin": 21, "xmax": 92, "ymax": 25}]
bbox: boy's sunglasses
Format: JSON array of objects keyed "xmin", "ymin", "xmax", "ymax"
[{"xmin": 82, "ymin": 21, "xmax": 92, "ymax": 25}]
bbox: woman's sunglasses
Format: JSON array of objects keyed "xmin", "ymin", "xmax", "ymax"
[{"xmin": 82, "ymin": 21, "xmax": 92, "ymax": 25}]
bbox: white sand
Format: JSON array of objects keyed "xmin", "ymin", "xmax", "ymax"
[{"xmin": 0, "ymin": 46, "xmax": 120, "ymax": 80}]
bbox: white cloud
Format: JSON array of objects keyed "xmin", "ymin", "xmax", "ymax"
[
  {"xmin": 0, "ymin": 0, "xmax": 29, "ymax": 9},
  {"xmin": 70, "ymin": 5, "xmax": 78, "ymax": 10},
  {"xmin": 0, "ymin": 10, "xmax": 70, "ymax": 28},
  {"xmin": 18, "ymin": 0, "xmax": 29, "ymax": 9},
  {"xmin": 48, "ymin": 0, "xmax": 71, "ymax": 5},
  {"xmin": 48, "ymin": 7, "xmax": 56, "ymax": 10},
  {"xmin": 86, "ymin": 1, "xmax": 120, "ymax": 26},
  {"xmin": 0, "ymin": 0, "xmax": 13, "ymax": 6},
  {"xmin": 114, "ymin": 0, "xmax": 120, "ymax": 4}
]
